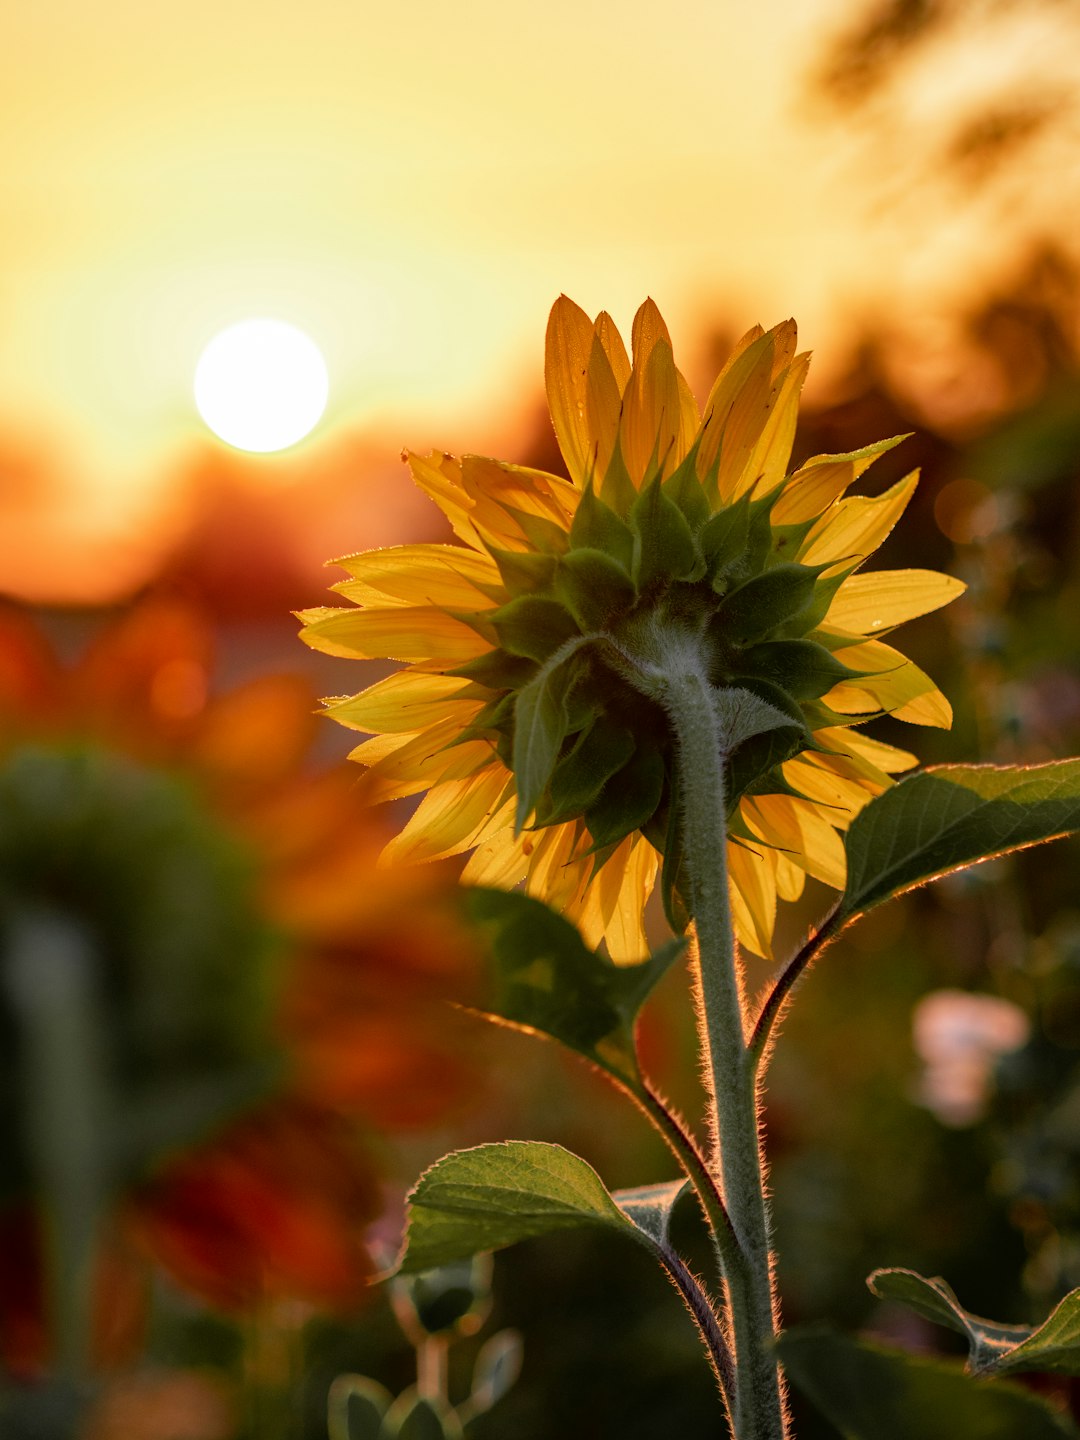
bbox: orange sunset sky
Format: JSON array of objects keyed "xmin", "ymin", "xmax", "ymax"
[{"xmin": 2, "ymin": 0, "xmax": 1078, "ymax": 603}]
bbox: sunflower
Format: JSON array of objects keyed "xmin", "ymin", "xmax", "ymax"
[{"xmin": 300, "ymin": 298, "xmax": 964, "ymax": 962}]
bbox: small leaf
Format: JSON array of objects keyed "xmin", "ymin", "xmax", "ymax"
[
  {"xmin": 328, "ymin": 1376, "xmax": 393, "ymax": 1440},
  {"xmin": 870, "ymin": 1268, "xmax": 1080, "ymax": 1378},
  {"xmin": 778, "ymin": 1326, "xmax": 1078, "ymax": 1440},
  {"xmin": 489, "ymin": 546, "xmax": 558, "ymax": 598},
  {"xmin": 612, "ymin": 1179, "xmax": 691, "ymax": 1248},
  {"xmin": 462, "ymin": 887, "xmax": 686, "ymax": 1086},
  {"xmin": 395, "ymin": 1140, "xmax": 663, "ymax": 1274},
  {"xmin": 700, "ymin": 497, "xmax": 750, "ymax": 579},
  {"xmin": 838, "ymin": 760, "xmax": 1080, "ymax": 925}
]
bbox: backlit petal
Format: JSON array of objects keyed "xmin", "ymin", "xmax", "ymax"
[
  {"xmin": 727, "ymin": 838, "xmax": 776, "ymax": 961},
  {"xmin": 545, "ymin": 295, "xmax": 595, "ymax": 486},
  {"xmin": 827, "ymin": 639, "xmax": 953, "ymax": 727},
  {"xmin": 323, "ymin": 671, "xmax": 479, "ymax": 735},
  {"xmin": 381, "ymin": 767, "xmax": 510, "ymax": 864},
  {"xmin": 799, "ymin": 471, "xmax": 919, "ymax": 569},
  {"xmin": 772, "ymin": 436, "xmax": 907, "ymax": 524},
  {"xmin": 743, "ymin": 793, "xmax": 847, "ymax": 889},
  {"xmin": 298, "ymin": 606, "xmax": 492, "ymax": 663},
  {"xmin": 332, "ymin": 545, "xmax": 503, "ymax": 610},
  {"xmin": 825, "ymin": 569, "xmax": 967, "ymax": 634},
  {"xmin": 743, "ymin": 351, "xmax": 811, "ymax": 500}
]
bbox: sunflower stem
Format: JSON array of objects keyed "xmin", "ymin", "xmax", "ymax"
[{"xmin": 654, "ymin": 655, "xmax": 788, "ymax": 1440}]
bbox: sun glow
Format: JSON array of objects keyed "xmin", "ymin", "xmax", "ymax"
[{"xmin": 194, "ymin": 318, "xmax": 329, "ymax": 453}]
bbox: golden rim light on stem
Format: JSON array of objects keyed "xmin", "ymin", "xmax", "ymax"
[{"xmin": 300, "ymin": 297, "xmax": 965, "ymax": 963}]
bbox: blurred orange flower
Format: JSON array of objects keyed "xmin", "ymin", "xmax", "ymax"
[{"xmin": 0, "ymin": 600, "xmax": 481, "ymax": 1369}]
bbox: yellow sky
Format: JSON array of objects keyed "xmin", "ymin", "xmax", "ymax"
[{"xmin": 1, "ymin": 0, "xmax": 1075, "ymax": 600}]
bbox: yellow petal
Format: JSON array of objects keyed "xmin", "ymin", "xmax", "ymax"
[
  {"xmin": 461, "ymin": 456, "xmax": 577, "ymax": 551},
  {"xmin": 727, "ymin": 838, "xmax": 776, "ymax": 961},
  {"xmin": 585, "ymin": 329, "xmax": 625, "ymax": 483},
  {"xmin": 545, "ymin": 295, "xmax": 595, "ymax": 487},
  {"xmin": 772, "ymin": 435, "xmax": 907, "ymax": 524},
  {"xmin": 591, "ymin": 835, "xmax": 658, "ymax": 965},
  {"xmin": 714, "ymin": 332, "xmax": 781, "ymax": 500},
  {"xmin": 619, "ymin": 333, "xmax": 685, "ymax": 486},
  {"xmin": 696, "ymin": 326, "xmax": 770, "ymax": 481},
  {"xmin": 526, "ymin": 823, "xmax": 592, "ymax": 915},
  {"xmin": 827, "ymin": 639, "xmax": 953, "ymax": 727},
  {"xmin": 381, "ymin": 766, "xmax": 510, "ymax": 864},
  {"xmin": 825, "ymin": 569, "xmax": 967, "ymax": 634},
  {"xmin": 782, "ymin": 754, "xmax": 877, "ymax": 821},
  {"xmin": 742, "ymin": 351, "xmax": 812, "ymax": 501},
  {"xmin": 816, "ymin": 726, "xmax": 918, "ymax": 774},
  {"xmin": 799, "ymin": 470, "xmax": 920, "ymax": 569},
  {"xmin": 630, "ymin": 297, "xmax": 673, "ymax": 369},
  {"xmin": 460, "ymin": 799, "xmax": 531, "ymax": 888},
  {"xmin": 298, "ymin": 605, "xmax": 492, "ymax": 663},
  {"xmin": 332, "ymin": 545, "xmax": 503, "ymax": 610},
  {"xmin": 405, "ymin": 451, "xmax": 483, "ymax": 550},
  {"xmin": 324, "ymin": 671, "xmax": 480, "ymax": 735},
  {"xmin": 593, "ymin": 310, "xmax": 631, "ymax": 392},
  {"xmin": 742, "ymin": 793, "xmax": 847, "ymax": 890},
  {"xmin": 350, "ymin": 720, "xmax": 495, "ymax": 801},
  {"xmin": 774, "ymin": 852, "xmax": 806, "ymax": 903}
]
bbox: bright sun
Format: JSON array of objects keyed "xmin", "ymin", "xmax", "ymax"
[{"xmin": 194, "ymin": 318, "xmax": 329, "ymax": 453}]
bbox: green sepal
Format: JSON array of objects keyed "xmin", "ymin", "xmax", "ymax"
[
  {"xmin": 662, "ymin": 445, "xmax": 712, "ymax": 531},
  {"xmin": 700, "ymin": 497, "xmax": 750, "ymax": 583},
  {"xmin": 491, "ymin": 596, "xmax": 581, "ymax": 663},
  {"xmin": 732, "ymin": 639, "xmax": 860, "ymax": 701},
  {"xmin": 556, "ymin": 547, "xmax": 637, "ymax": 630},
  {"xmin": 502, "ymin": 506, "xmax": 570, "ymax": 555},
  {"xmin": 724, "ymin": 695, "xmax": 811, "ymax": 814},
  {"xmin": 461, "ymin": 886, "xmax": 687, "ymax": 1086},
  {"xmin": 328, "ymin": 1376, "xmax": 393, "ymax": 1440},
  {"xmin": 585, "ymin": 744, "xmax": 666, "ymax": 850},
  {"xmin": 712, "ymin": 562, "xmax": 822, "ymax": 646},
  {"xmin": 489, "ymin": 546, "xmax": 558, "ymax": 599},
  {"xmin": 569, "ymin": 480, "xmax": 636, "ymax": 571},
  {"xmin": 598, "ymin": 441, "xmax": 638, "ymax": 517},
  {"xmin": 778, "ymin": 1326, "xmax": 1079, "ymax": 1440},
  {"xmin": 512, "ymin": 660, "xmax": 576, "ymax": 830},
  {"xmin": 536, "ymin": 716, "xmax": 636, "ymax": 826},
  {"xmin": 778, "ymin": 567, "xmax": 848, "ymax": 638},
  {"xmin": 629, "ymin": 473, "xmax": 700, "ymax": 590},
  {"xmin": 449, "ymin": 692, "xmax": 515, "ymax": 746},
  {"xmin": 449, "ymin": 648, "xmax": 538, "ymax": 690}
]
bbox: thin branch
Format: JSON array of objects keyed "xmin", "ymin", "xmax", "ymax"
[{"xmin": 656, "ymin": 1243, "xmax": 737, "ymax": 1410}]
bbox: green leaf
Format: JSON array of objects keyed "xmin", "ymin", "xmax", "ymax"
[
  {"xmin": 629, "ymin": 473, "xmax": 700, "ymax": 589},
  {"xmin": 712, "ymin": 686, "xmax": 809, "ymax": 756},
  {"xmin": 838, "ymin": 760, "xmax": 1080, "ymax": 925},
  {"xmin": 870, "ymin": 1268, "xmax": 1080, "ymax": 1378},
  {"xmin": 328, "ymin": 1376, "xmax": 393, "ymax": 1440},
  {"xmin": 489, "ymin": 546, "xmax": 558, "ymax": 598},
  {"xmin": 395, "ymin": 1140, "xmax": 668, "ymax": 1274},
  {"xmin": 778, "ymin": 1326, "xmax": 1078, "ymax": 1440},
  {"xmin": 462, "ymin": 886, "xmax": 686, "ymax": 1086},
  {"xmin": 700, "ymin": 497, "xmax": 750, "ymax": 579}
]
